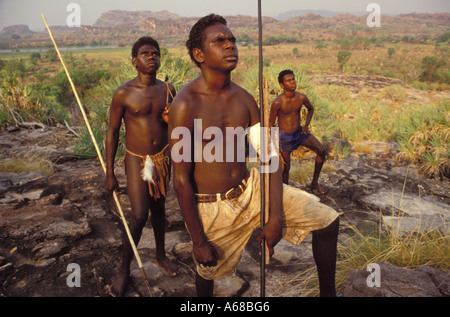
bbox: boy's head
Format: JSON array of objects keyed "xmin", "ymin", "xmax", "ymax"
[
  {"xmin": 132, "ymin": 36, "xmax": 161, "ymax": 59},
  {"xmin": 278, "ymin": 69, "xmax": 294, "ymax": 84},
  {"xmin": 186, "ymin": 14, "xmax": 228, "ymax": 68}
]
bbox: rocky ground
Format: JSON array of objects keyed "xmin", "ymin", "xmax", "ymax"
[
  {"xmin": 0, "ymin": 74, "xmax": 449, "ymax": 298},
  {"xmin": 0, "ymin": 123, "xmax": 448, "ymax": 298}
]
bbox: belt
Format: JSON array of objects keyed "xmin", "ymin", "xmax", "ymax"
[{"xmin": 196, "ymin": 171, "xmax": 250, "ymax": 203}]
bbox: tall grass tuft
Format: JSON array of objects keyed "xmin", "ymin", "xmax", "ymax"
[
  {"xmin": 0, "ymin": 153, "xmax": 54, "ymax": 175},
  {"xmin": 396, "ymin": 99, "xmax": 450, "ymax": 179}
]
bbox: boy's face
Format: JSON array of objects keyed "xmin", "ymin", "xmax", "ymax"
[
  {"xmin": 132, "ymin": 44, "xmax": 160, "ymax": 74},
  {"xmin": 281, "ymin": 74, "xmax": 296, "ymax": 92},
  {"xmin": 194, "ymin": 23, "xmax": 238, "ymax": 72}
]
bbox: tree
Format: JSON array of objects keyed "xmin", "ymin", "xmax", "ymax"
[
  {"xmin": 388, "ymin": 47, "xmax": 396, "ymax": 58},
  {"xmin": 45, "ymin": 48, "xmax": 58, "ymax": 62},
  {"xmin": 420, "ymin": 56, "xmax": 446, "ymax": 82},
  {"xmin": 262, "ymin": 36, "xmax": 280, "ymax": 45},
  {"xmin": 335, "ymin": 37, "xmax": 351, "ymax": 50},
  {"xmin": 30, "ymin": 52, "xmax": 41, "ymax": 62},
  {"xmin": 337, "ymin": 50, "xmax": 352, "ymax": 72},
  {"xmin": 436, "ymin": 32, "xmax": 450, "ymax": 44},
  {"xmin": 238, "ymin": 34, "xmax": 255, "ymax": 46}
]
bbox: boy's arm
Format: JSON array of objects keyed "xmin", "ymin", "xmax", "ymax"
[
  {"xmin": 162, "ymin": 83, "xmax": 177, "ymax": 124},
  {"xmin": 302, "ymin": 95, "xmax": 314, "ymax": 134},
  {"xmin": 269, "ymin": 98, "xmax": 280, "ymax": 127},
  {"xmin": 105, "ymin": 89, "xmax": 125, "ymax": 192}
]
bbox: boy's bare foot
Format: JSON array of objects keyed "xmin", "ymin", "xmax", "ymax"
[
  {"xmin": 310, "ymin": 183, "xmax": 327, "ymax": 195},
  {"xmin": 105, "ymin": 271, "xmax": 130, "ymax": 297},
  {"xmin": 154, "ymin": 256, "xmax": 180, "ymax": 277}
]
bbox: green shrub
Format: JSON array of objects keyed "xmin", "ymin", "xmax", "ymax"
[{"xmin": 379, "ymin": 84, "xmax": 406, "ymax": 102}]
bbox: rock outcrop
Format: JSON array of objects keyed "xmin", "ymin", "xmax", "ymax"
[{"xmin": 0, "ymin": 125, "xmax": 448, "ymax": 297}]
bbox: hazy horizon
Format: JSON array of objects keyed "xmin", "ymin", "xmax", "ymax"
[{"xmin": 1, "ymin": 0, "xmax": 449, "ymax": 32}]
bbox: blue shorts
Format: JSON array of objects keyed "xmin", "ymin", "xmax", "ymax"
[{"xmin": 279, "ymin": 127, "xmax": 312, "ymax": 152}]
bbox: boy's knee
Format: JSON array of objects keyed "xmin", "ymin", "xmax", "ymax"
[
  {"xmin": 318, "ymin": 147, "xmax": 328, "ymax": 161},
  {"xmin": 130, "ymin": 210, "xmax": 149, "ymax": 227}
]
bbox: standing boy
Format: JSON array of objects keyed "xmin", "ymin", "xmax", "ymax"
[
  {"xmin": 269, "ymin": 70, "xmax": 328, "ymax": 194},
  {"xmin": 105, "ymin": 36, "xmax": 179, "ymax": 297},
  {"xmin": 169, "ymin": 15, "xmax": 339, "ymax": 297}
]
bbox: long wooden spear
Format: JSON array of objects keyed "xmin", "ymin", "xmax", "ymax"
[
  {"xmin": 257, "ymin": 0, "xmax": 270, "ymax": 298},
  {"xmin": 41, "ymin": 13, "xmax": 153, "ymax": 297}
]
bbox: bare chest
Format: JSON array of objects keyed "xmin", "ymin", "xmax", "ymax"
[
  {"xmin": 195, "ymin": 97, "xmax": 250, "ymax": 137},
  {"xmin": 279, "ymin": 96, "xmax": 303, "ymax": 115},
  {"xmin": 124, "ymin": 86, "xmax": 167, "ymax": 117}
]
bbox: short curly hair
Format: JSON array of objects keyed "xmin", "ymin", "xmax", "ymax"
[
  {"xmin": 131, "ymin": 36, "xmax": 161, "ymax": 59},
  {"xmin": 186, "ymin": 14, "xmax": 228, "ymax": 68},
  {"xmin": 278, "ymin": 69, "xmax": 295, "ymax": 84}
]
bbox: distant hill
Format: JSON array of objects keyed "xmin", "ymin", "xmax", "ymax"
[
  {"xmin": 94, "ymin": 10, "xmax": 182, "ymax": 27},
  {"xmin": 270, "ymin": 12, "xmax": 450, "ymax": 42},
  {"xmin": 276, "ymin": 10, "xmax": 353, "ymax": 20},
  {"xmin": 92, "ymin": 10, "xmax": 277, "ymax": 29},
  {"xmin": 276, "ymin": 9, "xmax": 402, "ymax": 20},
  {"xmin": 2, "ymin": 24, "xmax": 33, "ymax": 36},
  {"xmin": 0, "ymin": 10, "xmax": 448, "ymax": 50}
]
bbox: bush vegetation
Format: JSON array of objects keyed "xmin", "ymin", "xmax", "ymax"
[{"xmin": 0, "ymin": 31, "xmax": 448, "ymax": 178}]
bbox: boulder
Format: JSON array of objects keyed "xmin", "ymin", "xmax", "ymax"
[{"xmin": 342, "ymin": 262, "xmax": 448, "ymax": 297}]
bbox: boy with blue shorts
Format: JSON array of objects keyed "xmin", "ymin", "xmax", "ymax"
[{"xmin": 269, "ymin": 70, "xmax": 328, "ymax": 195}]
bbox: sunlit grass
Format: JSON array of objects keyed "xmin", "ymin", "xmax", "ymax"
[
  {"xmin": 0, "ymin": 153, "xmax": 54, "ymax": 175},
  {"xmin": 273, "ymin": 213, "xmax": 449, "ymax": 297}
]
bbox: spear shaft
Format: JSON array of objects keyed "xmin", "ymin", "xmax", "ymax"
[
  {"xmin": 41, "ymin": 13, "xmax": 152, "ymax": 297},
  {"xmin": 257, "ymin": 0, "xmax": 269, "ymax": 298}
]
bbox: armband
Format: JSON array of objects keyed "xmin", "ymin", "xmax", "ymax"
[{"xmin": 248, "ymin": 123, "xmax": 279, "ymax": 162}]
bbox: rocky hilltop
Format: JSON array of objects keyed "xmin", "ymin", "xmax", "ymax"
[
  {"xmin": 1, "ymin": 10, "xmax": 448, "ymax": 49},
  {"xmin": 93, "ymin": 10, "xmax": 277, "ymax": 28},
  {"xmin": 93, "ymin": 10, "xmax": 181, "ymax": 27},
  {"xmin": 1, "ymin": 25, "xmax": 33, "ymax": 36}
]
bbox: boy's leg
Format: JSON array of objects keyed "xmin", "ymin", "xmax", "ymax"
[
  {"xmin": 196, "ymin": 272, "xmax": 214, "ymax": 297},
  {"xmin": 109, "ymin": 154, "xmax": 150, "ymax": 296},
  {"xmin": 312, "ymin": 218, "xmax": 339, "ymax": 297},
  {"xmin": 301, "ymin": 134, "xmax": 327, "ymax": 194},
  {"xmin": 280, "ymin": 151, "xmax": 291, "ymax": 184},
  {"xmin": 281, "ymin": 185, "xmax": 340, "ymax": 297},
  {"xmin": 149, "ymin": 197, "xmax": 180, "ymax": 276}
]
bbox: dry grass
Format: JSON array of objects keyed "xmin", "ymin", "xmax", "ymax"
[
  {"xmin": 0, "ymin": 153, "xmax": 54, "ymax": 175},
  {"xmin": 273, "ymin": 208, "xmax": 449, "ymax": 297},
  {"xmin": 397, "ymin": 122, "xmax": 450, "ymax": 178},
  {"xmin": 288, "ymin": 159, "xmax": 336, "ymax": 185},
  {"xmin": 352, "ymin": 143, "xmax": 373, "ymax": 154}
]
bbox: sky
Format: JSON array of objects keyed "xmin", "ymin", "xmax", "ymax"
[{"xmin": 1, "ymin": 0, "xmax": 449, "ymax": 31}]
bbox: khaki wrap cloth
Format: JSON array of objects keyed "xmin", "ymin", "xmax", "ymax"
[{"xmin": 194, "ymin": 167, "xmax": 339, "ymax": 280}]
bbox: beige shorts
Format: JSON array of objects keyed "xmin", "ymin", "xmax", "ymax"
[{"xmin": 195, "ymin": 168, "xmax": 339, "ymax": 280}]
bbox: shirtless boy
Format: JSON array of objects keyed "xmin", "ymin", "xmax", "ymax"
[
  {"xmin": 105, "ymin": 36, "xmax": 179, "ymax": 296},
  {"xmin": 269, "ymin": 70, "xmax": 328, "ymax": 194},
  {"xmin": 169, "ymin": 15, "xmax": 339, "ymax": 297}
]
